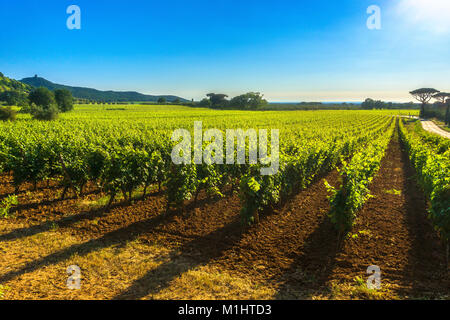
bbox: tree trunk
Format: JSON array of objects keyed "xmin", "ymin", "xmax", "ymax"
[
  {"xmin": 446, "ymin": 241, "xmax": 449, "ymax": 268},
  {"xmin": 58, "ymin": 154, "xmax": 76, "ymax": 196},
  {"xmin": 253, "ymin": 209, "xmax": 260, "ymax": 224},
  {"xmin": 445, "ymin": 104, "xmax": 450, "ymax": 126},
  {"xmin": 107, "ymin": 192, "xmax": 116, "ymax": 209},
  {"xmin": 166, "ymin": 202, "xmax": 170, "ymax": 214},
  {"xmin": 60, "ymin": 186, "xmax": 68, "ymax": 200},
  {"xmin": 193, "ymin": 185, "xmax": 202, "ymax": 206},
  {"xmin": 143, "ymin": 185, "xmax": 147, "ymax": 198},
  {"xmin": 122, "ymin": 189, "xmax": 128, "ymax": 202},
  {"xmin": 337, "ymin": 229, "xmax": 343, "ymax": 251}
]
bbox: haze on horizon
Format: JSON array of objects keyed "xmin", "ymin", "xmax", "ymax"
[{"xmin": 0, "ymin": 0, "xmax": 449, "ymax": 102}]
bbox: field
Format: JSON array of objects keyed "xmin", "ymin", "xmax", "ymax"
[{"xmin": 0, "ymin": 105, "xmax": 449, "ymax": 300}]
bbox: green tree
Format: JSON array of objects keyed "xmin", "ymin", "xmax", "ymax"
[
  {"xmin": 206, "ymin": 93, "xmax": 228, "ymax": 108},
  {"xmin": 0, "ymin": 90, "xmax": 28, "ymax": 106},
  {"xmin": 28, "ymin": 87, "xmax": 58, "ymax": 120},
  {"xmin": 410, "ymin": 88, "xmax": 440, "ymax": 117},
  {"xmin": 197, "ymin": 98, "xmax": 211, "ymax": 108},
  {"xmin": 361, "ymin": 98, "xmax": 374, "ymax": 109},
  {"xmin": 54, "ymin": 89, "xmax": 74, "ymax": 112},
  {"xmin": 28, "ymin": 87, "xmax": 56, "ymax": 109},
  {"xmin": 433, "ymin": 92, "xmax": 450, "ymax": 104},
  {"xmin": 361, "ymin": 98, "xmax": 385, "ymax": 109},
  {"xmin": 229, "ymin": 92, "xmax": 268, "ymax": 109},
  {"xmin": 157, "ymin": 97, "xmax": 167, "ymax": 104}
]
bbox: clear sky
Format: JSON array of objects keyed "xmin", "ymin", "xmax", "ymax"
[{"xmin": 0, "ymin": 0, "xmax": 449, "ymax": 102}]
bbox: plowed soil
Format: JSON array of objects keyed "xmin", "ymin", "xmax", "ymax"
[{"xmin": 0, "ymin": 127, "xmax": 448, "ymax": 299}]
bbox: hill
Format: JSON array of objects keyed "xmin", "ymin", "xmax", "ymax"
[
  {"xmin": 0, "ymin": 72, "xmax": 33, "ymax": 93},
  {"xmin": 20, "ymin": 75, "xmax": 188, "ymax": 103}
]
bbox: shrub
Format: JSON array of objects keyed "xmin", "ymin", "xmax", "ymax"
[
  {"xmin": 19, "ymin": 104, "xmax": 33, "ymax": 114},
  {"xmin": 31, "ymin": 104, "xmax": 59, "ymax": 121},
  {"xmin": 0, "ymin": 106, "xmax": 17, "ymax": 121}
]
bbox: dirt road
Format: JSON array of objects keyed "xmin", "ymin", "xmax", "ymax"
[{"xmin": 421, "ymin": 120, "xmax": 450, "ymax": 139}]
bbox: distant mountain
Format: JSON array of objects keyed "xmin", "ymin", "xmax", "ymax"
[
  {"xmin": 20, "ymin": 75, "xmax": 188, "ymax": 103},
  {"xmin": 0, "ymin": 72, "xmax": 33, "ymax": 93}
]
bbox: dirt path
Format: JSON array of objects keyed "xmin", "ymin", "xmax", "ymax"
[{"xmin": 421, "ymin": 120, "xmax": 450, "ymax": 139}]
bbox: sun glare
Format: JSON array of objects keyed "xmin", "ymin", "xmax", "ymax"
[{"xmin": 396, "ymin": 0, "xmax": 450, "ymax": 33}]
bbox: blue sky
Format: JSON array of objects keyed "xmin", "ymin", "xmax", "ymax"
[{"xmin": 0, "ymin": 0, "xmax": 449, "ymax": 102}]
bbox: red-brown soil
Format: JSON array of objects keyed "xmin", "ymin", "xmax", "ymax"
[
  {"xmin": 1, "ymin": 127, "xmax": 448, "ymax": 299},
  {"xmin": 321, "ymin": 130, "xmax": 449, "ymax": 298}
]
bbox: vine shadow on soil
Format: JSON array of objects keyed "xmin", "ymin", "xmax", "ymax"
[
  {"xmin": 0, "ymin": 191, "xmax": 161, "ymax": 242},
  {"xmin": 0, "ymin": 206, "xmax": 178, "ymax": 285},
  {"xmin": 0, "ymin": 188, "xmax": 240, "ymax": 291},
  {"xmin": 112, "ymin": 216, "xmax": 244, "ymax": 300},
  {"xmin": 399, "ymin": 139, "xmax": 450, "ymax": 297},
  {"xmin": 273, "ymin": 214, "xmax": 341, "ymax": 299}
]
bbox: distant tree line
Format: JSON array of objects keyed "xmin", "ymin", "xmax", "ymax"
[
  {"xmin": 361, "ymin": 98, "xmax": 417, "ymax": 110},
  {"xmin": 157, "ymin": 97, "xmax": 181, "ymax": 104},
  {"xmin": 264, "ymin": 102, "xmax": 361, "ymax": 111},
  {"xmin": 194, "ymin": 92, "xmax": 268, "ymax": 110},
  {"xmin": 68, "ymin": 97, "xmax": 183, "ymax": 105}
]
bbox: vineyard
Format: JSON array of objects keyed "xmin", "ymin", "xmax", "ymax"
[{"xmin": 0, "ymin": 105, "xmax": 448, "ymax": 300}]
